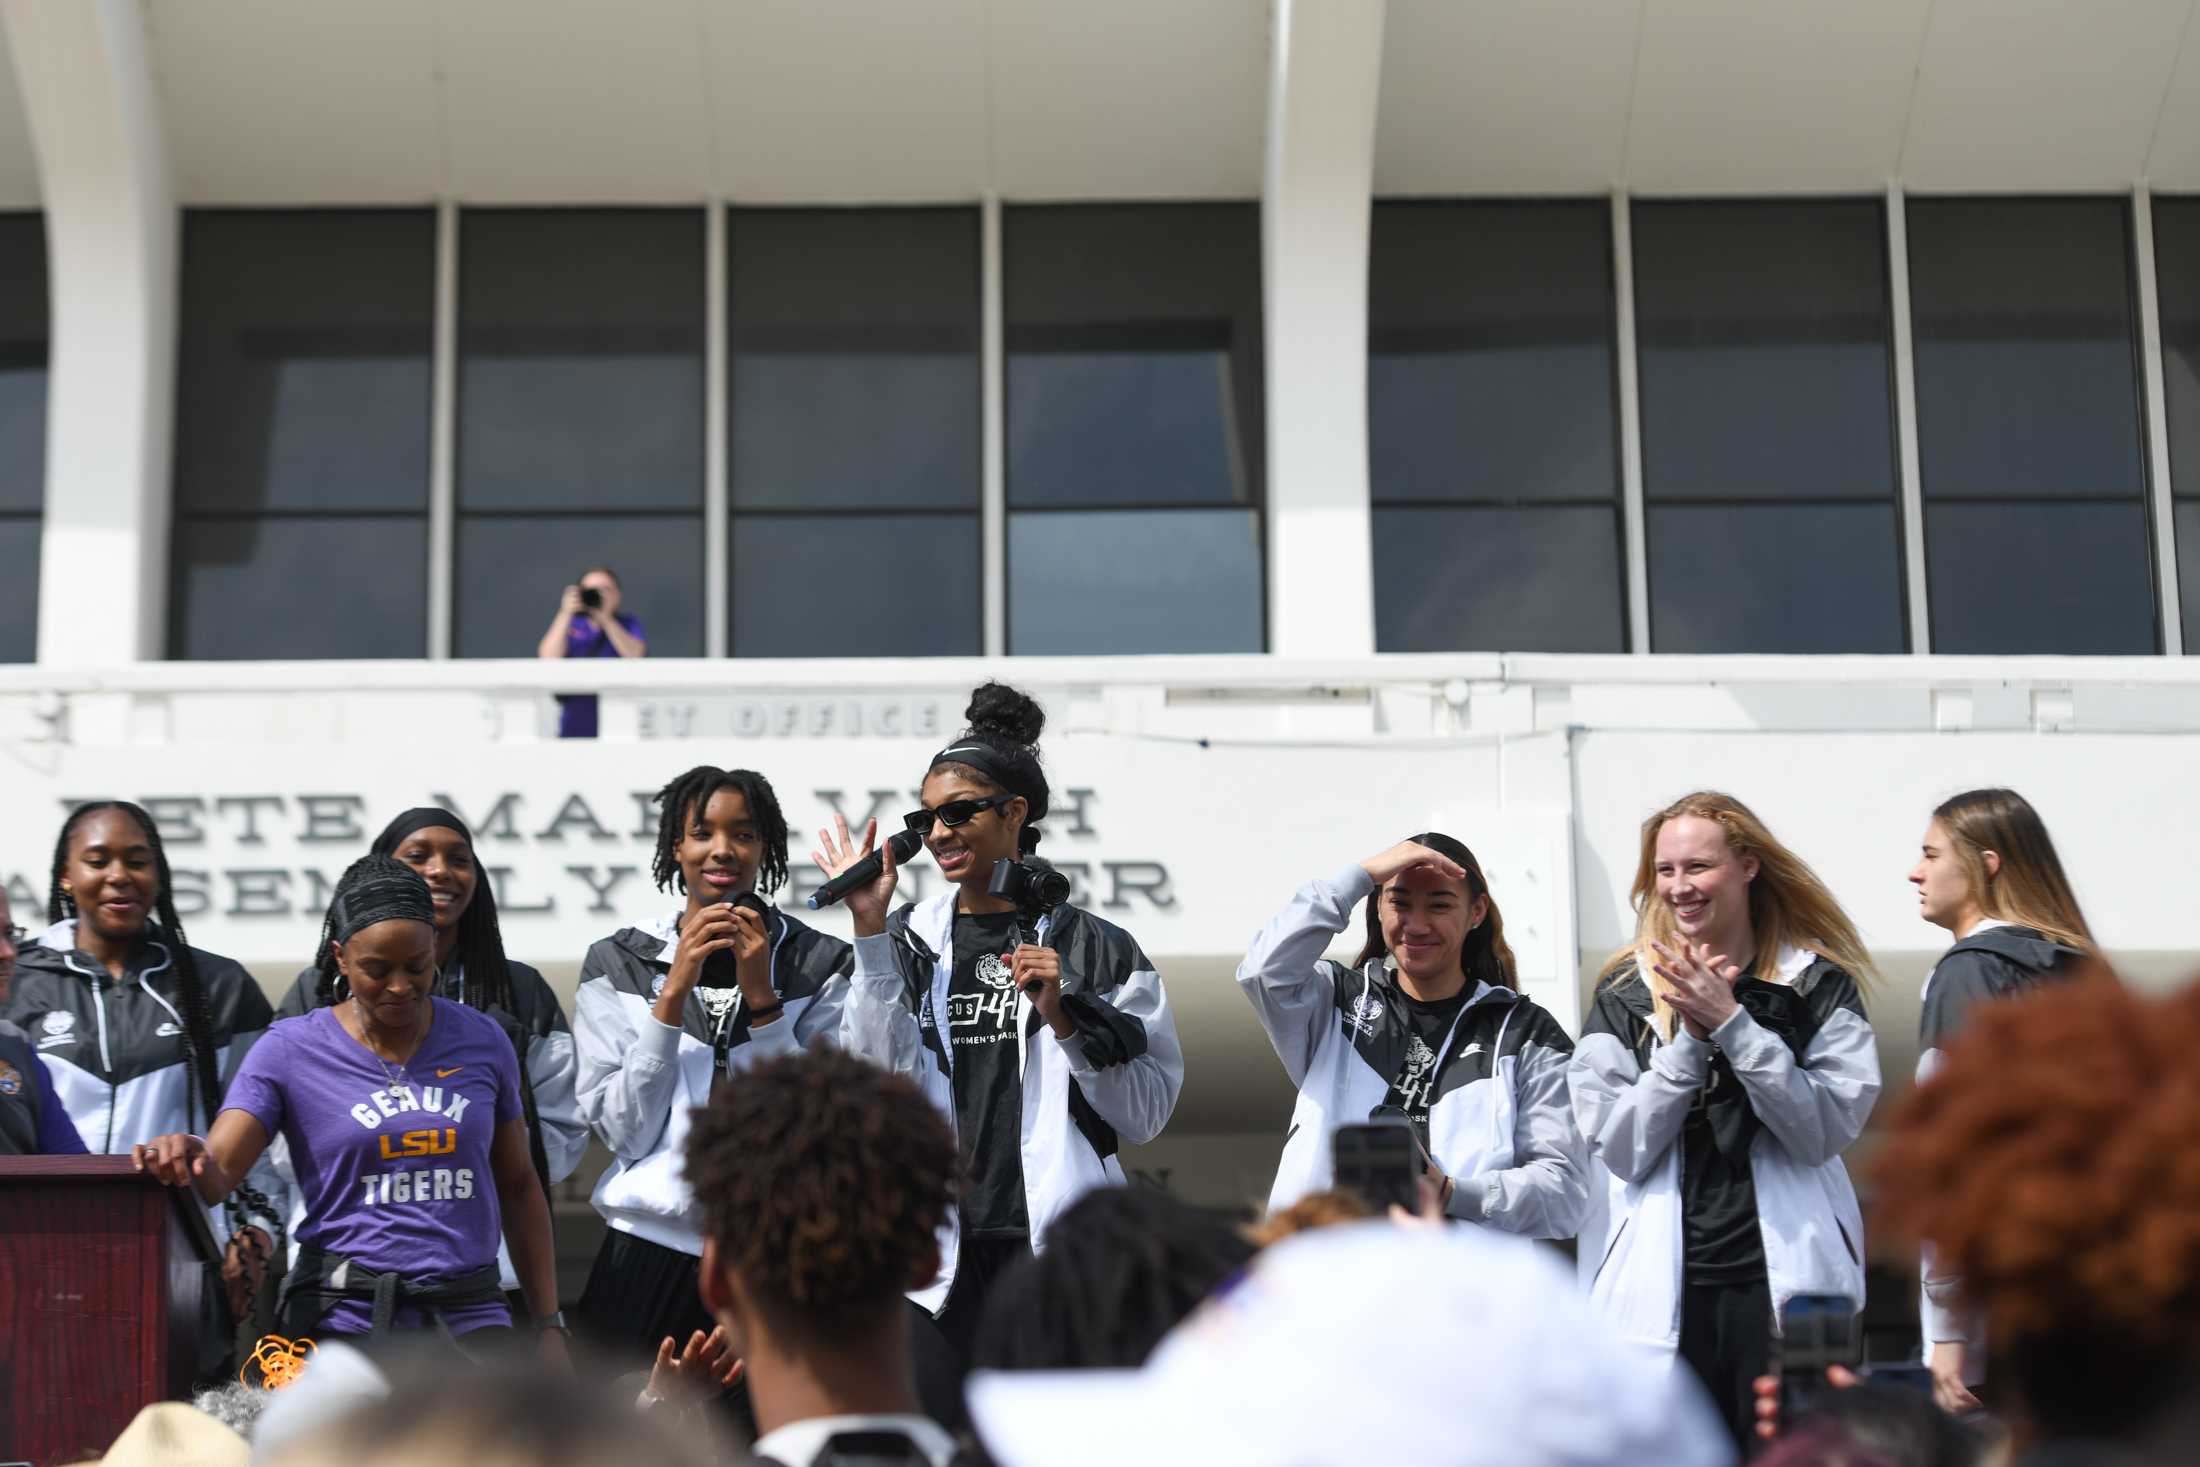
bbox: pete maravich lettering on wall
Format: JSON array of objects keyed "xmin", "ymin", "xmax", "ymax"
[{"xmin": 4, "ymin": 787, "xmax": 1177, "ymax": 922}]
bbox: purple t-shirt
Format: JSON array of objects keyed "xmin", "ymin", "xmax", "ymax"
[
  {"xmin": 558, "ymin": 611, "xmax": 644, "ymax": 738},
  {"xmin": 226, "ymin": 1001, "xmax": 523, "ymax": 1335}
]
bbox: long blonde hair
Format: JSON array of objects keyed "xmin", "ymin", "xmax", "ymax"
[
  {"xmin": 1932, "ymin": 788, "xmax": 2094, "ymax": 952},
  {"xmin": 1599, "ymin": 791, "xmax": 1877, "ymax": 1036}
]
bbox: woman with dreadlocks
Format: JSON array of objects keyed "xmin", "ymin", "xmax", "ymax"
[
  {"xmin": 5, "ymin": 800, "xmax": 288, "ymax": 1320},
  {"xmin": 269, "ymin": 808, "xmax": 586, "ymax": 1304},
  {"xmin": 134, "ymin": 855, "xmax": 565, "ymax": 1357},
  {"xmin": 572, "ymin": 765, "xmax": 850, "ymax": 1373}
]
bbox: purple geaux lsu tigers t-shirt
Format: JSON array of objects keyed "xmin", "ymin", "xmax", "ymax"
[{"xmin": 225, "ymin": 1000, "xmax": 523, "ymax": 1335}]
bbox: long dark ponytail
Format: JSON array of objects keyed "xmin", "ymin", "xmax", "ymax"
[{"xmin": 1354, "ymin": 832, "xmax": 1518, "ymax": 989}]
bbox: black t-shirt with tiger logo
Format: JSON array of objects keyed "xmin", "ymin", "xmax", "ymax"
[{"xmin": 947, "ymin": 910, "xmax": 1029, "ymax": 1238}]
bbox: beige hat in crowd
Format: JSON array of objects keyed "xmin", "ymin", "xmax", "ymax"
[{"xmin": 64, "ymin": 1402, "xmax": 249, "ymax": 1467}]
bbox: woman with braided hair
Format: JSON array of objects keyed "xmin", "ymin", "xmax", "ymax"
[
  {"xmin": 134, "ymin": 854, "xmax": 565, "ymax": 1357},
  {"xmin": 269, "ymin": 808, "xmax": 586, "ymax": 1304},
  {"xmin": 5, "ymin": 800, "xmax": 287, "ymax": 1319},
  {"xmin": 572, "ymin": 765, "xmax": 851, "ymax": 1377}
]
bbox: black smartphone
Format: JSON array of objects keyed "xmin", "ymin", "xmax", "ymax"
[
  {"xmin": 1331, "ymin": 1119, "xmax": 1422, "ymax": 1214},
  {"xmin": 579, "ymin": 585, "xmax": 603, "ymax": 610},
  {"xmin": 1860, "ymin": 1363, "xmax": 1934, "ymax": 1395},
  {"xmin": 697, "ymin": 893, "xmax": 769, "ymax": 989},
  {"xmin": 1778, "ymin": 1293, "xmax": 1862, "ymax": 1426}
]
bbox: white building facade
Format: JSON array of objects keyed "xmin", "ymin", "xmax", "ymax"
[{"xmin": 2, "ymin": 1, "xmax": 2198, "ymax": 1219}]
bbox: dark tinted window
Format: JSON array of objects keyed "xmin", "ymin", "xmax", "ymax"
[
  {"xmin": 0, "ymin": 213, "xmax": 44, "ymax": 661},
  {"xmin": 169, "ymin": 210, "xmax": 433, "ymax": 659},
  {"xmin": 1367, "ymin": 201, "xmax": 1624, "ymax": 652},
  {"xmin": 1910, "ymin": 197, "xmax": 2156, "ymax": 652},
  {"xmin": 455, "ymin": 514, "xmax": 702, "ymax": 660},
  {"xmin": 457, "ymin": 209, "xmax": 704, "ymax": 658},
  {"xmin": 1634, "ymin": 199, "xmax": 1905, "ymax": 652},
  {"xmin": 728, "ymin": 208, "xmax": 980, "ymax": 656},
  {"xmin": 1006, "ymin": 204, "xmax": 1264, "ymax": 652},
  {"xmin": 458, "ymin": 209, "xmax": 704, "ymax": 513},
  {"xmin": 174, "ymin": 518, "xmax": 427, "ymax": 660},
  {"xmin": 2152, "ymin": 197, "xmax": 2200, "ymax": 652},
  {"xmin": 1009, "ymin": 508, "xmax": 1262, "ymax": 655},
  {"xmin": 733, "ymin": 514, "xmax": 979, "ymax": 658}
]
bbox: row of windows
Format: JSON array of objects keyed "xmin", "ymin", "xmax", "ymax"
[
  {"xmin": 1373, "ymin": 196, "xmax": 2173, "ymax": 655},
  {"xmin": 3, "ymin": 197, "xmax": 2200, "ymax": 660},
  {"xmin": 167, "ymin": 204, "xmax": 1262, "ymax": 661}
]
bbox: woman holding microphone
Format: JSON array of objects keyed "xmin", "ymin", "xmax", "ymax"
[
  {"xmin": 1571, "ymin": 791, "xmax": 1880, "ymax": 1449},
  {"xmin": 814, "ymin": 682, "xmax": 1184, "ymax": 1355},
  {"xmin": 1238, "ymin": 835, "xmax": 1586, "ymax": 1235}
]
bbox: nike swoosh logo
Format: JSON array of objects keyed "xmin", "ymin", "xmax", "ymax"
[{"xmin": 436, "ymin": 1067, "xmax": 462, "ymax": 1078}]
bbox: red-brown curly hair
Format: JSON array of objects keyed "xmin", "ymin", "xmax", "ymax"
[
  {"xmin": 685, "ymin": 1050, "xmax": 960, "ymax": 1342},
  {"xmin": 1871, "ymin": 974, "xmax": 2200, "ymax": 1432}
]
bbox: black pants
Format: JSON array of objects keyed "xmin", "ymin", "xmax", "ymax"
[
  {"xmin": 934, "ymin": 1234, "xmax": 1031, "ymax": 1361},
  {"xmin": 1679, "ymin": 1273, "xmax": 1774, "ymax": 1450},
  {"xmin": 578, "ymin": 1230, "xmax": 756, "ymax": 1440}
]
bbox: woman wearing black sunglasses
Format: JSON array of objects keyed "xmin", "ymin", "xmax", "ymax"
[{"xmin": 814, "ymin": 682, "xmax": 1184, "ymax": 1360}]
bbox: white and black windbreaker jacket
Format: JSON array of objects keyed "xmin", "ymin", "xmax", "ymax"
[
  {"xmin": 268, "ymin": 958, "xmax": 586, "ymax": 1288},
  {"xmin": 1238, "ymin": 865, "xmax": 1588, "ymax": 1236},
  {"xmin": 1915, "ymin": 922, "xmax": 2085, "ymax": 1369},
  {"xmin": 574, "ymin": 906, "xmax": 850, "ymax": 1256},
  {"xmin": 5, "ymin": 920, "xmax": 287, "ymax": 1241},
  {"xmin": 842, "ymin": 889, "xmax": 1183, "ymax": 1314},
  {"xmin": 1571, "ymin": 949, "xmax": 1880, "ymax": 1353}
]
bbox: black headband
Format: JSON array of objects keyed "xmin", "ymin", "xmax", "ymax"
[
  {"xmin": 930, "ymin": 739, "xmax": 1048, "ymax": 825},
  {"xmin": 330, "ymin": 863, "xmax": 437, "ymax": 946},
  {"xmin": 373, "ymin": 806, "xmax": 473, "ymax": 856}
]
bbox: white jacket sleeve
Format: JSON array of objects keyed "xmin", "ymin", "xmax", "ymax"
[
  {"xmin": 1235, "ymin": 865, "xmax": 1365, "ymax": 1087},
  {"xmin": 524, "ymin": 1029, "xmax": 588, "ymax": 1184},
  {"xmin": 1569, "ymin": 1010, "xmax": 1707, "ymax": 1186},
  {"xmin": 1052, "ymin": 964, "xmax": 1182, "ymax": 1147},
  {"xmin": 839, "ymin": 934, "xmax": 934, "ymax": 1081},
  {"xmin": 1452, "ymin": 1037, "xmax": 1590, "ymax": 1238},
  {"xmin": 719, "ymin": 972, "xmax": 848, "ymax": 1068},
  {"xmin": 1711, "ymin": 989, "xmax": 1880, "ymax": 1168},
  {"xmin": 572, "ymin": 974, "xmax": 684, "ymax": 1163}
]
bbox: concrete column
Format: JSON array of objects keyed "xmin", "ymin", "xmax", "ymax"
[
  {"xmin": 1, "ymin": 0, "xmax": 176, "ymax": 663},
  {"xmin": 1261, "ymin": 0, "xmax": 1385, "ymax": 658}
]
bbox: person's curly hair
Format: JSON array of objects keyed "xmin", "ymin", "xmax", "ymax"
[
  {"xmin": 1243, "ymin": 1188, "xmax": 1374, "ymax": 1249},
  {"xmin": 685, "ymin": 1050, "xmax": 959, "ymax": 1342},
  {"xmin": 1872, "ymin": 974, "xmax": 2200, "ymax": 1435}
]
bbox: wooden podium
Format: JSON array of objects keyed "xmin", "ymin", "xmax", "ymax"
[{"xmin": 0, "ymin": 1156, "xmax": 219, "ymax": 1466}]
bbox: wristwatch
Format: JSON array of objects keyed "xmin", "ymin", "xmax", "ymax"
[{"xmin": 533, "ymin": 1310, "xmax": 570, "ymax": 1334}]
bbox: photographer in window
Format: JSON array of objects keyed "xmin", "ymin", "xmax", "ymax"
[{"xmin": 536, "ymin": 565, "xmax": 647, "ymax": 739}]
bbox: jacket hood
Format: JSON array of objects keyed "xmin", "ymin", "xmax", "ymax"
[{"xmin": 1945, "ymin": 924, "xmax": 2085, "ymax": 974}]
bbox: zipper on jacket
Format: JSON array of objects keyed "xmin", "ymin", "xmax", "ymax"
[{"xmin": 90, "ymin": 971, "xmax": 115, "ymax": 1149}]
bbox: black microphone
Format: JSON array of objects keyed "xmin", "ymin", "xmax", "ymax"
[{"xmin": 808, "ymin": 828, "xmax": 923, "ymax": 910}]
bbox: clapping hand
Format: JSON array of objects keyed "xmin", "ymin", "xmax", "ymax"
[{"xmin": 1649, "ymin": 938, "xmax": 1743, "ymax": 1039}]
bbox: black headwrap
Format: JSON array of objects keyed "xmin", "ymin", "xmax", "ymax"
[
  {"xmin": 373, "ymin": 806, "xmax": 472, "ymax": 855},
  {"xmin": 328, "ymin": 855, "xmax": 437, "ymax": 946},
  {"xmin": 930, "ymin": 738, "xmax": 1050, "ymax": 840}
]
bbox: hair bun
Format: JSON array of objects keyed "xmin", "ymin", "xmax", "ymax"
[{"xmin": 964, "ymin": 681, "xmax": 1046, "ymax": 748}]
